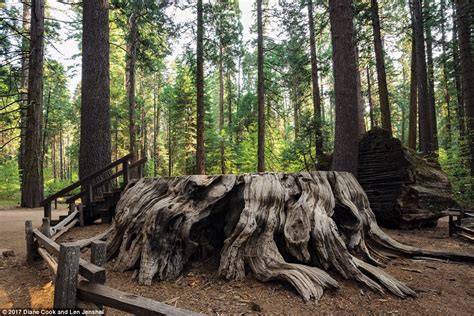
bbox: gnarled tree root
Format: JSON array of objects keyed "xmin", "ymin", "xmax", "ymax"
[{"xmin": 107, "ymin": 172, "xmax": 472, "ymax": 302}]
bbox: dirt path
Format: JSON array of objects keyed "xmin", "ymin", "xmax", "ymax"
[
  {"xmin": 0, "ymin": 207, "xmax": 68, "ymax": 256},
  {"xmin": 0, "ymin": 208, "xmax": 473, "ymax": 314},
  {"xmin": 0, "ymin": 207, "xmax": 67, "ymax": 309}
]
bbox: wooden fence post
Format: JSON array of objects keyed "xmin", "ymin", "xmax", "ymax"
[
  {"xmin": 91, "ymin": 241, "xmax": 107, "ymax": 268},
  {"xmin": 41, "ymin": 218, "xmax": 51, "ymax": 238},
  {"xmin": 44, "ymin": 202, "xmax": 51, "ymax": 220},
  {"xmin": 54, "ymin": 244, "xmax": 80, "ymax": 308},
  {"xmin": 122, "ymin": 161, "xmax": 129, "ymax": 188},
  {"xmin": 25, "ymin": 220, "xmax": 38, "ymax": 263},
  {"xmin": 78, "ymin": 203, "xmax": 85, "ymax": 227},
  {"xmin": 68, "ymin": 203, "xmax": 76, "ymax": 215}
]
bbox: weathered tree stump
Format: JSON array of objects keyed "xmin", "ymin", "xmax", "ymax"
[
  {"xmin": 358, "ymin": 128, "xmax": 457, "ymax": 228},
  {"xmin": 107, "ymin": 171, "xmax": 473, "ymax": 302}
]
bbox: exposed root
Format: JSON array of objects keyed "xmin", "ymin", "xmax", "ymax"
[{"xmin": 107, "ymin": 172, "xmax": 472, "ymax": 303}]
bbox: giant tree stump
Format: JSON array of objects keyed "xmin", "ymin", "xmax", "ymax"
[
  {"xmin": 107, "ymin": 172, "xmax": 473, "ymax": 302},
  {"xmin": 358, "ymin": 128, "xmax": 457, "ymax": 228}
]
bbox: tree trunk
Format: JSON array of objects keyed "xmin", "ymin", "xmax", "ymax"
[
  {"xmin": 257, "ymin": 0, "xmax": 265, "ymax": 172},
  {"xmin": 41, "ymin": 86, "xmax": 50, "ymax": 164},
  {"xmin": 52, "ymin": 136, "xmax": 56, "ymax": 180},
  {"xmin": 371, "ymin": 0, "xmax": 392, "ymax": 135},
  {"xmin": 59, "ymin": 127, "xmax": 64, "ymax": 180},
  {"xmin": 80, "ymin": 0, "xmax": 112, "ymax": 189},
  {"xmin": 410, "ymin": 0, "xmax": 431, "ymax": 155},
  {"xmin": 424, "ymin": 1, "xmax": 438, "ymax": 153},
  {"xmin": 195, "ymin": 0, "xmax": 205, "ymax": 175},
  {"xmin": 219, "ymin": 42, "xmax": 225, "ymax": 174},
  {"xmin": 153, "ymin": 76, "xmax": 160, "ymax": 177},
  {"xmin": 21, "ymin": 0, "xmax": 44, "ymax": 208},
  {"xmin": 358, "ymin": 128, "xmax": 457, "ymax": 228},
  {"xmin": 408, "ymin": 31, "xmax": 417, "ymax": 150},
  {"xmin": 329, "ymin": 0, "xmax": 359, "ymax": 175},
  {"xmin": 452, "ymin": 9, "xmax": 466, "ymax": 142},
  {"xmin": 455, "ymin": 0, "xmax": 474, "ymax": 176},
  {"xmin": 440, "ymin": 0, "xmax": 452, "ymax": 150},
  {"xmin": 18, "ymin": 0, "xmax": 30, "ymax": 187},
  {"xmin": 366, "ymin": 66, "xmax": 376, "ymax": 129},
  {"xmin": 126, "ymin": 12, "xmax": 138, "ymax": 169},
  {"xmin": 107, "ymin": 172, "xmax": 473, "ymax": 303},
  {"xmin": 307, "ymin": 0, "xmax": 324, "ymax": 160}
]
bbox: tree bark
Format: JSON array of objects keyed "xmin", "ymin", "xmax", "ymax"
[
  {"xmin": 18, "ymin": 0, "xmax": 30, "ymax": 187},
  {"xmin": 126, "ymin": 11, "xmax": 138, "ymax": 171},
  {"xmin": 153, "ymin": 75, "xmax": 160, "ymax": 177},
  {"xmin": 371, "ymin": 0, "xmax": 392, "ymax": 135},
  {"xmin": 408, "ymin": 31, "xmax": 417, "ymax": 150},
  {"xmin": 21, "ymin": 0, "xmax": 44, "ymax": 208},
  {"xmin": 366, "ymin": 66, "xmax": 376, "ymax": 129},
  {"xmin": 257, "ymin": 0, "xmax": 265, "ymax": 172},
  {"xmin": 455, "ymin": 0, "xmax": 474, "ymax": 176},
  {"xmin": 452, "ymin": 8, "xmax": 466, "ymax": 142},
  {"xmin": 59, "ymin": 127, "xmax": 64, "ymax": 180},
  {"xmin": 410, "ymin": 0, "xmax": 431, "ymax": 155},
  {"xmin": 196, "ymin": 0, "xmax": 205, "ymax": 175},
  {"xmin": 329, "ymin": 0, "xmax": 359, "ymax": 175},
  {"xmin": 307, "ymin": 0, "xmax": 324, "ymax": 160},
  {"xmin": 424, "ymin": 1, "xmax": 438, "ymax": 153},
  {"xmin": 219, "ymin": 42, "xmax": 225, "ymax": 174},
  {"xmin": 440, "ymin": 0, "xmax": 452, "ymax": 150},
  {"xmin": 80, "ymin": 0, "xmax": 112, "ymax": 188},
  {"xmin": 107, "ymin": 172, "xmax": 473, "ymax": 303}
]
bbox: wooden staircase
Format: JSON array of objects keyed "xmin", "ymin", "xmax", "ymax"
[{"xmin": 40, "ymin": 154, "xmax": 147, "ymax": 225}]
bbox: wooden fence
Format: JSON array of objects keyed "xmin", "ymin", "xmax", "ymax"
[
  {"xmin": 446, "ymin": 208, "xmax": 474, "ymax": 241},
  {"xmin": 25, "ymin": 211, "xmax": 200, "ymax": 315}
]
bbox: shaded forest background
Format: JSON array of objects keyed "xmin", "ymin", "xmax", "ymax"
[{"xmin": 0, "ymin": 0, "xmax": 473, "ymax": 208}]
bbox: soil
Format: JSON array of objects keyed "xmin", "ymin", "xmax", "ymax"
[{"xmin": 0, "ymin": 208, "xmax": 473, "ymax": 315}]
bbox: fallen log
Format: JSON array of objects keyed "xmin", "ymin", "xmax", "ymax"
[
  {"xmin": 107, "ymin": 172, "xmax": 473, "ymax": 302},
  {"xmin": 358, "ymin": 128, "xmax": 457, "ymax": 228}
]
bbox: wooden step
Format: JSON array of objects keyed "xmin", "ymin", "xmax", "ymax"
[{"xmin": 103, "ymin": 191, "xmax": 115, "ymax": 198}]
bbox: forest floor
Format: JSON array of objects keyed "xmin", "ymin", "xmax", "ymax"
[{"xmin": 0, "ymin": 207, "xmax": 473, "ymax": 314}]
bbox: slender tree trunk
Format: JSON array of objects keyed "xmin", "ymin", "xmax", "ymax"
[
  {"xmin": 219, "ymin": 42, "xmax": 225, "ymax": 174},
  {"xmin": 126, "ymin": 11, "xmax": 138, "ymax": 177},
  {"xmin": 41, "ymin": 86, "xmax": 50, "ymax": 163},
  {"xmin": 257, "ymin": 0, "xmax": 265, "ymax": 172},
  {"xmin": 366, "ymin": 66, "xmax": 376, "ymax": 129},
  {"xmin": 153, "ymin": 76, "xmax": 160, "ymax": 177},
  {"xmin": 19, "ymin": 0, "xmax": 30, "ymax": 186},
  {"xmin": 21, "ymin": 0, "xmax": 44, "ymax": 207},
  {"xmin": 410, "ymin": 0, "xmax": 431, "ymax": 155},
  {"xmin": 307, "ymin": 0, "xmax": 324, "ymax": 160},
  {"xmin": 52, "ymin": 136, "xmax": 56, "ymax": 180},
  {"xmin": 371, "ymin": 0, "xmax": 392, "ymax": 135},
  {"xmin": 455, "ymin": 0, "xmax": 474, "ymax": 176},
  {"xmin": 196, "ymin": 0, "xmax": 205, "ymax": 175},
  {"xmin": 168, "ymin": 104, "xmax": 172, "ymax": 177},
  {"xmin": 329, "ymin": 0, "xmax": 359, "ymax": 175},
  {"xmin": 452, "ymin": 4, "xmax": 466, "ymax": 143},
  {"xmin": 408, "ymin": 31, "xmax": 418, "ymax": 150},
  {"xmin": 59, "ymin": 127, "xmax": 64, "ymax": 180},
  {"xmin": 80, "ymin": 0, "xmax": 111, "ymax": 186},
  {"xmin": 424, "ymin": 1, "xmax": 438, "ymax": 153},
  {"xmin": 356, "ymin": 48, "xmax": 366, "ymax": 137},
  {"xmin": 227, "ymin": 71, "xmax": 233, "ymax": 134},
  {"xmin": 440, "ymin": 0, "xmax": 452, "ymax": 150}
]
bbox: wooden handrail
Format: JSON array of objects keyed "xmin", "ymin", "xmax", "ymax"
[
  {"xmin": 65, "ymin": 157, "xmax": 147, "ymax": 204},
  {"xmin": 41, "ymin": 154, "xmax": 133, "ymax": 206}
]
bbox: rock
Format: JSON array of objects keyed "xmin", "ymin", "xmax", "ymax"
[{"xmin": 0, "ymin": 249, "xmax": 15, "ymax": 258}]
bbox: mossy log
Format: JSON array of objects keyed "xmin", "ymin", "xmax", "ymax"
[
  {"xmin": 358, "ymin": 128, "xmax": 457, "ymax": 228},
  {"xmin": 106, "ymin": 171, "xmax": 473, "ymax": 302}
]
